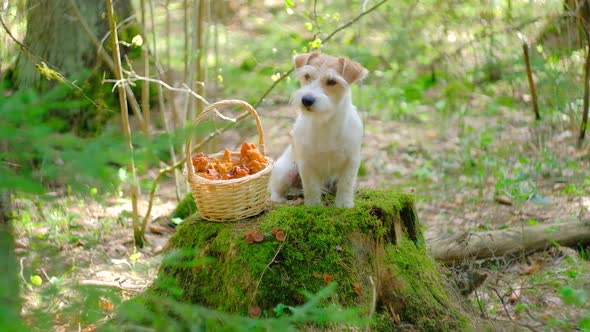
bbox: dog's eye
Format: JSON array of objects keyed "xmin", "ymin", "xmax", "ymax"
[
  {"xmin": 304, "ymin": 73, "xmax": 311, "ymax": 81},
  {"xmin": 326, "ymin": 78, "xmax": 337, "ymax": 86}
]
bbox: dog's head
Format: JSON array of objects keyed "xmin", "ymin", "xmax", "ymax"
[{"xmin": 292, "ymin": 52, "xmax": 368, "ymax": 114}]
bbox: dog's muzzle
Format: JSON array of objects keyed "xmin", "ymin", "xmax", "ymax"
[{"xmin": 301, "ymin": 95, "xmax": 315, "ymax": 108}]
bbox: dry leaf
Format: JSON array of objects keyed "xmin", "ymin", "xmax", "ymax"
[
  {"xmin": 99, "ymin": 298, "xmax": 115, "ymax": 312},
  {"xmin": 81, "ymin": 325, "xmax": 96, "ymax": 332},
  {"xmin": 520, "ymin": 264, "xmax": 541, "ymax": 275},
  {"xmin": 495, "ymin": 195, "xmax": 513, "ymax": 206},
  {"xmin": 353, "ymin": 283, "xmax": 363, "ymax": 296}
]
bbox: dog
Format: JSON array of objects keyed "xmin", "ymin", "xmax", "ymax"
[{"xmin": 269, "ymin": 51, "xmax": 368, "ymax": 208}]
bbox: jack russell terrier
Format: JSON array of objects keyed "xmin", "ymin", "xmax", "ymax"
[{"xmin": 269, "ymin": 51, "xmax": 368, "ymax": 208}]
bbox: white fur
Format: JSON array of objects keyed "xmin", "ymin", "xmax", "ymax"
[{"xmin": 269, "ymin": 63, "xmax": 364, "ymax": 208}]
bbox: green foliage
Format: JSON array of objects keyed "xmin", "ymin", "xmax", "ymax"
[
  {"xmin": 0, "ymin": 85, "xmax": 196, "ymax": 196},
  {"xmin": 0, "ymin": 85, "xmax": 124, "ymax": 194},
  {"xmin": 106, "ymin": 282, "xmax": 363, "ymax": 332}
]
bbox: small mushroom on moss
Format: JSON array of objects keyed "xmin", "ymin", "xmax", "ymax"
[
  {"xmin": 248, "ymin": 305, "xmax": 262, "ymax": 318},
  {"xmin": 271, "ymin": 226, "xmax": 279, "ymax": 235},
  {"xmin": 244, "ymin": 230, "xmax": 257, "ymax": 244},
  {"xmin": 323, "ymin": 274, "xmax": 334, "ymax": 283},
  {"xmin": 275, "ymin": 230, "xmax": 286, "ymax": 242},
  {"xmin": 252, "ymin": 230, "xmax": 264, "ymax": 243}
]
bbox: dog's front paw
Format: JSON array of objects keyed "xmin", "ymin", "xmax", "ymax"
[
  {"xmin": 334, "ymin": 198, "xmax": 354, "ymax": 208},
  {"xmin": 304, "ymin": 197, "xmax": 322, "ymax": 206}
]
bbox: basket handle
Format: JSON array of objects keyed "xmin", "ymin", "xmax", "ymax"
[{"xmin": 185, "ymin": 99, "xmax": 266, "ymax": 180}]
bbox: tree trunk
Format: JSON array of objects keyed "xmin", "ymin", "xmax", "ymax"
[
  {"xmin": 15, "ymin": 0, "xmax": 131, "ymax": 88},
  {"xmin": 13, "ymin": 0, "xmax": 135, "ymax": 133},
  {"xmin": 122, "ymin": 190, "xmax": 480, "ymax": 331}
]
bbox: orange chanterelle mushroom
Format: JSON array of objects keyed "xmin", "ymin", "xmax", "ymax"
[{"xmin": 191, "ymin": 142, "xmax": 268, "ymax": 180}]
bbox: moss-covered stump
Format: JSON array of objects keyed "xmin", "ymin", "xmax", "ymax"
[{"xmin": 153, "ymin": 189, "xmax": 471, "ymax": 331}]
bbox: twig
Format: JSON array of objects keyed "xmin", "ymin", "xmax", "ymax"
[
  {"xmin": 19, "ymin": 257, "xmax": 30, "ymax": 288},
  {"xmin": 250, "ymin": 235, "xmax": 287, "ymax": 305},
  {"xmin": 489, "ymin": 286, "xmax": 513, "ymax": 321},
  {"xmin": 522, "ymin": 42, "xmax": 540, "ymax": 121},
  {"xmin": 98, "ymin": 14, "xmax": 138, "ymax": 57},
  {"xmin": 139, "ymin": 0, "xmax": 151, "ymax": 133},
  {"xmin": 365, "ymin": 275, "xmax": 377, "ymax": 332},
  {"xmin": 78, "ymin": 280, "xmax": 147, "ymax": 291},
  {"xmin": 579, "ymin": 16, "xmax": 590, "ymax": 147},
  {"xmin": 312, "ymin": 0, "xmax": 321, "ymax": 35},
  {"xmin": 322, "ymin": 0, "xmax": 389, "ymax": 44}
]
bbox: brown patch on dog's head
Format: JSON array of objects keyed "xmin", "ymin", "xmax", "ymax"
[{"xmin": 293, "ymin": 52, "xmax": 368, "ymax": 85}]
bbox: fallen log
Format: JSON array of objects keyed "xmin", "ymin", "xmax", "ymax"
[{"xmin": 427, "ymin": 220, "xmax": 590, "ymax": 264}]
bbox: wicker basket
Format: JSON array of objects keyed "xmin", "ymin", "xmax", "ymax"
[{"xmin": 185, "ymin": 99, "xmax": 273, "ymax": 221}]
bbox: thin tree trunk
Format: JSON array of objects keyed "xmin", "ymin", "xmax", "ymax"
[
  {"xmin": 140, "ymin": 0, "xmax": 151, "ymax": 133},
  {"xmin": 105, "ymin": 0, "xmax": 143, "ymax": 248}
]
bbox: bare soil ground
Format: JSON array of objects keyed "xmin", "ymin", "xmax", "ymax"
[{"xmin": 14, "ymin": 97, "xmax": 590, "ymax": 331}]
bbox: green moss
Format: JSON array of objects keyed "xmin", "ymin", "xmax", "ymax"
[
  {"xmin": 151, "ymin": 189, "xmax": 471, "ymax": 330},
  {"xmin": 170, "ymin": 194, "xmax": 197, "ymax": 220},
  {"xmin": 383, "ymin": 239, "xmax": 469, "ymax": 331}
]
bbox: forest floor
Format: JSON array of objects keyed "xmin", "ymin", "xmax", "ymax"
[{"xmin": 13, "ymin": 94, "xmax": 590, "ymax": 331}]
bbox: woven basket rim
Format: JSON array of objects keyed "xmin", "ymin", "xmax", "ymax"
[{"xmin": 185, "ymin": 99, "xmax": 271, "ymax": 183}]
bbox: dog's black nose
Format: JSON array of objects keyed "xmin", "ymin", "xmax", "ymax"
[{"xmin": 301, "ymin": 95, "xmax": 315, "ymax": 107}]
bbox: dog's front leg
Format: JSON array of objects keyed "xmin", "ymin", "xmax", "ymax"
[
  {"xmin": 298, "ymin": 163, "xmax": 322, "ymax": 206},
  {"xmin": 334, "ymin": 158, "xmax": 360, "ymax": 208}
]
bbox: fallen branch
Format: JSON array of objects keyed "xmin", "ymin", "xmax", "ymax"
[
  {"xmin": 78, "ymin": 280, "xmax": 147, "ymax": 291},
  {"xmin": 428, "ymin": 220, "xmax": 590, "ymax": 264}
]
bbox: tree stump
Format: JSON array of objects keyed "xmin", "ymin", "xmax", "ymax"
[{"xmin": 149, "ymin": 189, "xmax": 473, "ymax": 331}]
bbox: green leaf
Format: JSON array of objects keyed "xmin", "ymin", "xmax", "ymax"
[
  {"xmin": 30, "ymin": 275, "xmax": 43, "ymax": 286},
  {"xmin": 559, "ymin": 285, "xmax": 587, "ymax": 307},
  {"xmin": 309, "ymin": 38, "xmax": 322, "ymax": 50}
]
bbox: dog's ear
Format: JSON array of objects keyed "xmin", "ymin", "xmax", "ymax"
[
  {"xmin": 294, "ymin": 51, "xmax": 321, "ymax": 69},
  {"xmin": 338, "ymin": 57, "xmax": 368, "ymax": 84}
]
